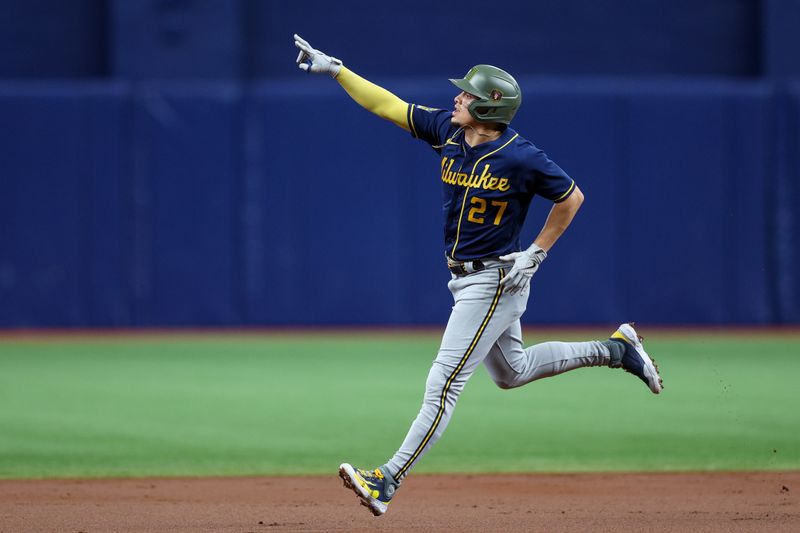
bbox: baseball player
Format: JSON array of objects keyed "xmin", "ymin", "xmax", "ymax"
[{"xmin": 294, "ymin": 34, "xmax": 663, "ymax": 517}]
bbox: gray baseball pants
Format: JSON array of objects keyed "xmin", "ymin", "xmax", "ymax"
[{"xmin": 384, "ymin": 266, "xmax": 612, "ymax": 481}]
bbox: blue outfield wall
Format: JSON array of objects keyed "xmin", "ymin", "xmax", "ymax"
[{"xmin": 0, "ymin": 79, "xmax": 797, "ymax": 326}]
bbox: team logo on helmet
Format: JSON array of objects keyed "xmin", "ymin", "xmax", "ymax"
[{"xmin": 490, "ymin": 89, "xmax": 503, "ymax": 101}]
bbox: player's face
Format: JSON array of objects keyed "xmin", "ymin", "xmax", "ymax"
[{"xmin": 452, "ymin": 91, "xmax": 479, "ymax": 126}]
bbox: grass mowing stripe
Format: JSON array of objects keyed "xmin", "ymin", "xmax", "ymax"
[{"xmin": 0, "ymin": 333, "xmax": 798, "ymax": 479}]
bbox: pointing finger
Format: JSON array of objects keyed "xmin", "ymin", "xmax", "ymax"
[{"xmin": 294, "ymin": 35, "xmax": 312, "ymax": 51}]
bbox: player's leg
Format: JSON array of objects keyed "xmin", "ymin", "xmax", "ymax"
[
  {"xmin": 340, "ymin": 268, "xmax": 520, "ymax": 514},
  {"xmin": 381, "ymin": 267, "xmax": 524, "ymax": 482},
  {"xmin": 484, "ymin": 322, "xmax": 663, "ymax": 394},
  {"xmin": 339, "ymin": 268, "xmax": 520, "ymax": 515},
  {"xmin": 483, "ymin": 320, "xmax": 614, "ymax": 389}
]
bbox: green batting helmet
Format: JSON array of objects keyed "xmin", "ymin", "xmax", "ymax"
[{"xmin": 449, "ymin": 65, "xmax": 522, "ymax": 125}]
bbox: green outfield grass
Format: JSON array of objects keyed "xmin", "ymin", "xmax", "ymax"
[{"xmin": 0, "ymin": 330, "xmax": 798, "ymax": 479}]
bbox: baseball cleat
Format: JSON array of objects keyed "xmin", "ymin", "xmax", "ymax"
[
  {"xmin": 610, "ymin": 323, "xmax": 663, "ymax": 394},
  {"xmin": 338, "ymin": 463, "xmax": 396, "ymax": 516}
]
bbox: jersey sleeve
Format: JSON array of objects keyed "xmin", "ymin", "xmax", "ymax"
[
  {"xmin": 525, "ymin": 148, "xmax": 576, "ymax": 203},
  {"xmin": 407, "ymin": 104, "xmax": 453, "ymax": 149}
]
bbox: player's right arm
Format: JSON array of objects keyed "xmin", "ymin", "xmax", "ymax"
[{"xmin": 294, "ymin": 34, "xmax": 410, "ymax": 131}]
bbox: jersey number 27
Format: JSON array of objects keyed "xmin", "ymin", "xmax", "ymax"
[{"xmin": 468, "ymin": 196, "xmax": 508, "ymax": 225}]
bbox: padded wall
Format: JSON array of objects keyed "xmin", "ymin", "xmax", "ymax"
[
  {"xmin": 129, "ymin": 83, "xmax": 243, "ymax": 325},
  {"xmin": 0, "ymin": 80, "xmax": 792, "ymax": 326},
  {"xmin": 0, "ymin": 83, "xmax": 129, "ymax": 325},
  {"xmin": 779, "ymin": 84, "xmax": 800, "ymax": 322}
]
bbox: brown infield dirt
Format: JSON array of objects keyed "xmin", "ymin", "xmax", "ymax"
[{"xmin": 1, "ymin": 472, "xmax": 798, "ymax": 532}]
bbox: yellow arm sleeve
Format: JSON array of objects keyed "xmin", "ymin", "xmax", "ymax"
[{"xmin": 336, "ymin": 66, "xmax": 411, "ymax": 131}]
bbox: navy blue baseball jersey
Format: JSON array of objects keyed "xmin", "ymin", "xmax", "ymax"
[{"xmin": 407, "ymin": 104, "xmax": 576, "ymax": 261}]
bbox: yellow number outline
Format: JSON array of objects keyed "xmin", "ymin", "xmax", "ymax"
[{"xmin": 467, "ymin": 196, "xmax": 508, "ymax": 226}]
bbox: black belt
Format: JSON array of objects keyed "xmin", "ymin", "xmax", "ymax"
[{"xmin": 447, "ymin": 259, "xmax": 486, "ymax": 276}]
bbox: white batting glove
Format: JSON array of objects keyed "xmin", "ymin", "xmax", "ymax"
[
  {"xmin": 294, "ymin": 34, "xmax": 342, "ymax": 78},
  {"xmin": 499, "ymin": 244, "xmax": 547, "ymax": 294}
]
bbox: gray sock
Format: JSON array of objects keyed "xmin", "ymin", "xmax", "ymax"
[
  {"xmin": 603, "ymin": 339, "xmax": 625, "ymax": 368},
  {"xmin": 379, "ymin": 465, "xmax": 400, "ymax": 496}
]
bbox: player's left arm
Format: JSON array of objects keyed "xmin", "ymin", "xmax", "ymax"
[
  {"xmin": 531, "ymin": 185, "xmax": 584, "ymax": 252},
  {"xmin": 500, "ymin": 186, "xmax": 584, "ymax": 294}
]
